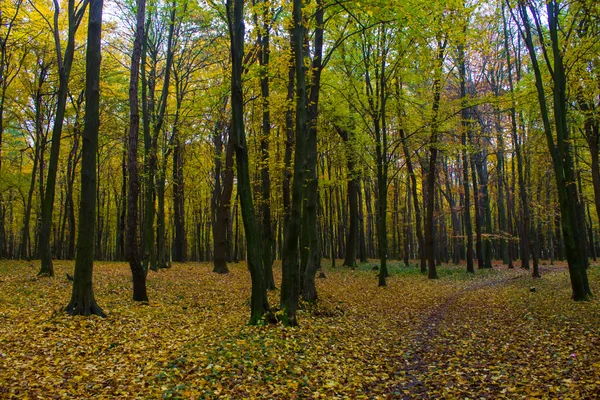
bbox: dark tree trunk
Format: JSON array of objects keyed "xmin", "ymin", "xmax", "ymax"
[
  {"xmin": 365, "ymin": 178, "xmax": 375, "ymax": 259},
  {"xmin": 39, "ymin": 0, "xmax": 89, "ymax": 277},
  {"xmin": 470, "ymin": 156, "xmax": 483, "ymax": 269},
  {"xmin": 127, "ymin": 0, "xmax": 148, "ymax": 302},
  {"xmin": 282, "ymin": 34, "xmax": 295, "ymax": 231},
  {"xmin": 281, "ymin": 0, "xmax": 306, "ymax": 325},
  {"xmin": 156, "ymin": 163, "xmax": 168, "ymax": 269},
  {"xmin": 425, "ymin": 38, "xmax": 445, "ymax": 280},
  {"xmin": 212, "ymin": 120, "xmax": 234, "ymax": 275},
  {"xmin": 358, "ymin": 178, "xmax": 367, "ymax": 263},
  {"xmin": 65, "ymin": 0, "xmax": 105, "ymax": 317},
  {"xmin": 227, "ymin": 0, "xmax": 270, "ymax": 324},
  {"xmin": 116, "ymin": 136, "xmax": 127, "ymax": 261},
  {"xmin": 503, "ymin": 2, "xmax": 530, "ymax": 269},
  {"xmin": 516, "ymin": 1, "xmax": 591, "ymax": 299},
  {"xmin": 404, "ymin": 178, "xmax": 412, "ymax": 267},
  {"xmin": 257, "ymin": 3, "xmax": 276, "ymax": 290},
  {"xmin": 442, "ymin": 158, "xmax": 461, "ymax": 264},
  {"xmin": 475, "ymin": 146, "xmax": 493, "ymax": 268},
  {"xmin": 172, "ymin": 136, "xmax": 185, "ymax": 262},
  {"xmin": 337, "ymin": 128, "xmax": 358, "ymax": 268},
  {"xmin": 301, "ymin": 0, "xmax": 324, "ymax": 301},
  {"xmin": 21, "ymin": 62, "xmax": 49, "ymax": 260},
  {"xmin": 143, "ymin": 3, "xmax": 176, "ymax": 273},
  {"xmin": 399, "ymin": 124, "xmax": 425, "ymax": 272}
]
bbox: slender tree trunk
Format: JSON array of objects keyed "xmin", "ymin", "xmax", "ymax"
[
  {"xmin": 337, "ymin": 128, "xmax": 358, "ymax": 267},
  {"xmin": 227, "ymin": 0, "xmax": 270, "ymax": 324},
  {"xmin": 301, "ymin": 0, "xmax": 324, "ymax": 301},
  {"xmin": 212, "ymin": 122, "xmax": 234, "ymax": 274},
  {"xmin": 172, "ymin": 135, "xmax": 185, "ymax": 262},
  {"xmin": 281, "ymin": 0, "xmax": 307, "ymax": 325},
  {"xmin": 404, "ymin": 178, "xmax": 412, "ymax": 267},
  {"xmin": 399, "ymin": 125, "xmax": 425, "ymax": 272},
  {"xmin": 65, "ymin": 0, "xmax": 105, "ymax": 316},
  {"xmin": 442, "ymin": 158, "xmax": 461, "ymax": 264},
  {"xmin": 516, "ymin": 1, "xmax": 591, "ymax": 299},
  {"xmin": 156, "ymin": 163, "xmax": 168, "ymax": 269},
  {"xmin": 475, "ymin": 147, "xmax": 493, "ymax": 268},
  {"xmin": 358, "ymin": 178, "xmax": 367, "ymax": 263},
  {"xmin": 495, "ymin": 113, "xmax": 509, "ymax": 264},
  {"xmin": 39, "ymin": 0, "xmax": 89, "ymax": 277},
  {"xmin": 425, "ymin": 38, "xmax": 445, "ymax": 280},
  {"xmin": 21, "ymin": 66, "xmax": 47, "ymax": 260},
  {"xmin": 127, "ymin": 0, "xmax": 148, "ymax": 302},
  {"xmin": 503, "ymin": 2, "xmax": 530, "ymax": 269},
  {"xmin": 116, "ymin": 136, "xmax": 127, "ymax": 261},
  {"xmin": 257, "ymin": 3, "xmax": 275, "ymax": 289}
]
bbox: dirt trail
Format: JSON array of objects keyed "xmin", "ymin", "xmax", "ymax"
[{"xmin": 389, "ymin": 268, "xmax": 534, "ymax": 399}]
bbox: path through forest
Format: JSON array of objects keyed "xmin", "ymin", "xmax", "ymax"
[{"xmin": 385, "ymin": 264, "xmax": 597, "ymax": 399}]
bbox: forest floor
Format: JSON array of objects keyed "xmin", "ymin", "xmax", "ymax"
[{"xmin": 0, "ymin": 259, "xmax": 599, "ymax": 399}]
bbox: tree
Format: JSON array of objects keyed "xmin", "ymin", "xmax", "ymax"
[
  {"xmin": 65, "ymin": 0, "xmax": 105, "ymax": 316},
  {"xmin": 127, "ymin": 0, "xmax": 149, "ymax": 302},
  {"xmin": 510, "ymin": 0, "xmax": 591, "ymax": 299},
  {"xmin": 281, "ymin": 0, "xmax": 307, "ymax": 326},
  {"xmin": 37, "ymin": 0, "xmax": 89, "ymax": 277},
  {"xmin": 226, "ymin": 0, "xmax": 270, "ymax": 325}
]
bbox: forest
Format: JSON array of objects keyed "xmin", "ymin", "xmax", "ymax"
[{"xmin": 0, "ymin": 0, "xmax": 599, "ymax": 397}]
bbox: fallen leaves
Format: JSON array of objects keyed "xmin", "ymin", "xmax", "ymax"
[{"xmin": 0, "ymin": 260, "xmax": 598, "ymax": 398}]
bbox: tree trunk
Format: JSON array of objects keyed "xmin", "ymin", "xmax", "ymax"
[
  {"xmin": 337, "ymin": 128, "xmax": 358, "ymax": 268},
  {"xmin": 517, "ymin": 1, "xmax": 591, "ymax": 299},
  {"xmin": 212, "ymin": 121, "xmax": 234, "ymax": 275},
  {"xmin": 227, "ymin": 0, "xmax": 270, "ymax": 324},
  {"xmin": 172, "ymin": 135, "xmax": 185, "ymax": 262},
  {"xmin": 39, "ymin": 0, "xmax": 89, "ymax": 277},
  {"xmin": 503, "ymin": 2, "xmax": 530, "ymax": 269},
  {"xmin": 399, "ymin": 125, "xmax": 425, "ymax": 272},
  {"xmin": 65, "ymin": 0, "xmax": 106, "ymax": 317},
  {"xmin": 127, "ymin": 0, "xmax": 148, "ymax": 303},
  {"xmin": 115, "ymin": 135, "xmax": 127, "ymax": 261},
  {"xmin": 257, "ymin": 4, "xmax": 276, "ymax": 290},
  {"xmin": 281, "ymin": 0, "xmax": 307, "ymax": 325},
  {"xmin": 425, "ymin": 39, "xmax": 445, "ymax": 280}
]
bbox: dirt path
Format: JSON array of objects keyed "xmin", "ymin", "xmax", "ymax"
[{"xmin": 389, "ymin": 268, "xmax": 532, "ymax": 399}]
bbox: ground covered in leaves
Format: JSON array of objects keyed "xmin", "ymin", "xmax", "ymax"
[{"xmin": 0, "ymin": 260, "xmax": 599, "ymax": 399}]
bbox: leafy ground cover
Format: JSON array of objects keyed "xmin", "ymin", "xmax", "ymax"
[{"xmin": 0, "ymin": 260, "xmax": 598, "ymax": 398}]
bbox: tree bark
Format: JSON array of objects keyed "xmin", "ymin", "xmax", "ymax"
[
  {"xmin": 257, "ymin": 2, "xmax": 276, "ymax": 290},
  {"xmin": 227, "ymin": 0, "xmax": 270, "ymax": 324},
  {"xmin": 212, "ymin": 119, "xmax": 234, "ymax": 274},
  {"xmin": 127, "ymin": 0, "xmax": 148, "ymax": 302},
  {"xmin": 65, "ymin": 0, "xmax": 105, "ymax": 317},
  {"xmin": 39, "ymin": 0, "xmax": 89, "ymax": 276},
  {"xmin": 516, "ymin": 1, "xmax": 591, "ymax": 299},
  {"xmin": 281, "ymin": 0, "xmax": 307, "ymax": 325},
  {"xmin": 425, "ymin": 37, "xmax": 445, "ymax": 280},
  {"xmin": 337, "ymin": 128, "xmax": 358, "ymax": 268}
]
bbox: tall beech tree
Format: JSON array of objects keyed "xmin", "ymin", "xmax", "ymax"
[
  {"xmin": 212, "ymin": 108, "xmax": 234, "ymax": 275},
  {"xmin": 65, "ymin": 0, "xmax": 105, "ymax": 316},
  {"xmin": 281, "ymin": 0, "xmax": 307, "ymax": 326},
  {"xmin": 511, "ymin": 0, "xmax": 591, "ymax": 299},
  {"xmin": 425, "ymin": 32, "xmax": 446, "ymax": 280},
  {"xmin": 37, "ymin": 0, "xmax": 89, "ymax": 277},
  {"xmin": 226, "ymin": 0, "xmax": 270, "ymax": 324},
  {"xmin": 255, "ymin": 0, "xmax": 276, "ymax": 290},
  {"xmin": 127, "ymin": 0, "xmax": 149, "ymax": 302},
  {"xmin": 301, "ymin": 0, "xmax": 324, "ymax": 301}
]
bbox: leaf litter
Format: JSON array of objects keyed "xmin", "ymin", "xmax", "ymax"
[{"xmin": 0, "ymin": 260, "xmax": 598, "ymax": 398}]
